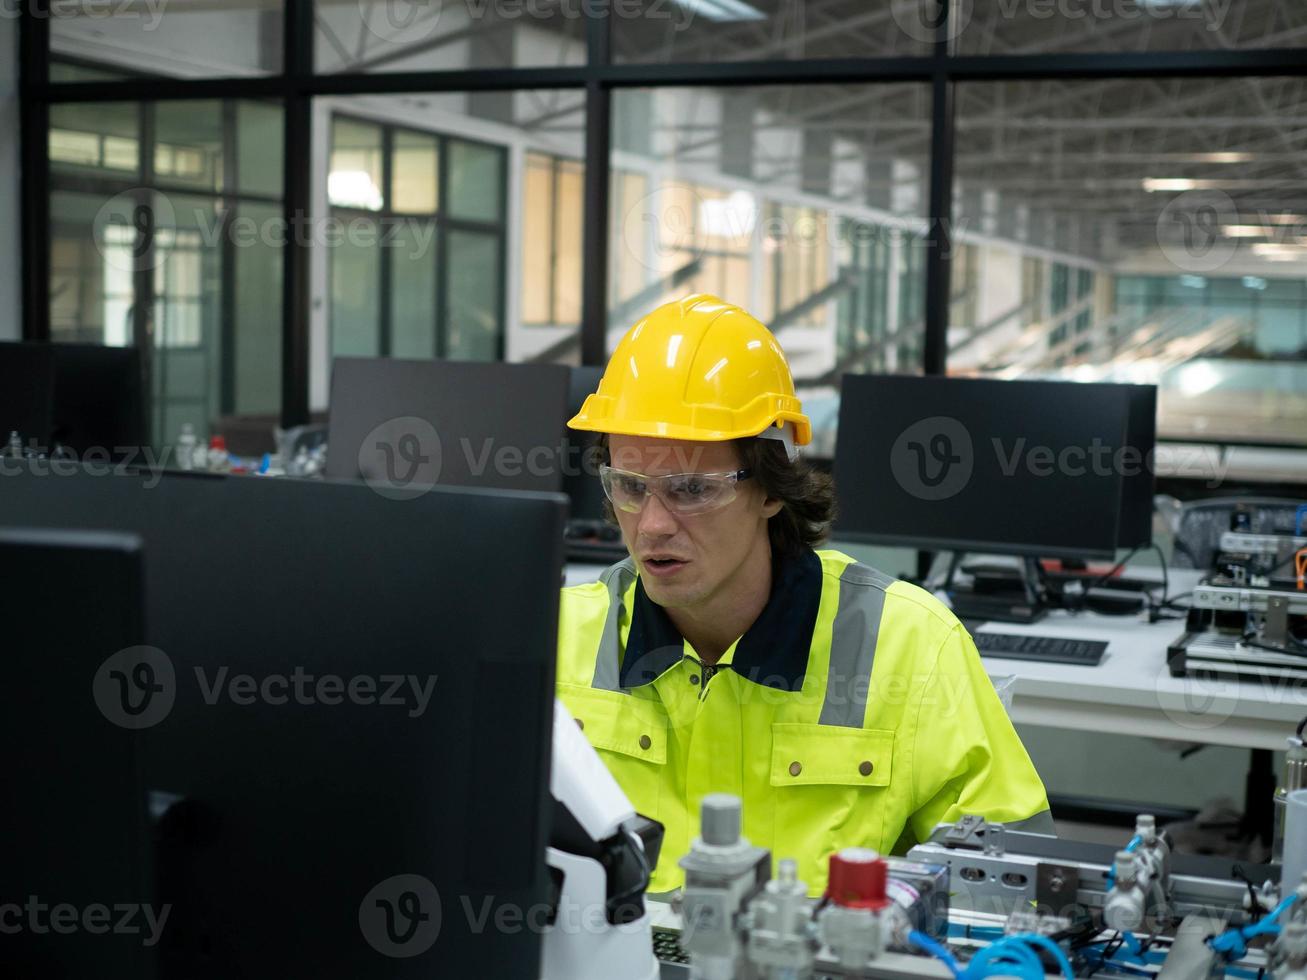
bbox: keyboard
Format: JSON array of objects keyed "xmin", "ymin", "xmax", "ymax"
[
  {"xmin": 652, "ymin": 926, "xmax": 689, "ymax": 965},
  {"xmin": 564, "ymin": 519, "xmax": 628, "ymax": 565},
  {"xmin": 971, "ymin": 631, "xmax": 1108, "ymax": 666}
]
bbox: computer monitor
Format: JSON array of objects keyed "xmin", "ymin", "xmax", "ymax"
[
  {"xmin": 564, "ymin": 366, "xmax": 607, "ymax": 523},
  {"xmin": 0, "ymin": 341, "xmax": 146, "ymax": 457},
  {"xmin": 0, "ymin": 466, "xmax": 567, "ymax": 978},
  {"xmin": 325, "ymin": 356, "xmax": 571, "ymax": 494},
  {"xmin": 832, "ymin": 375, "xmax": 1157, "ymax": 561},
  {"xmin": 0, "ymin": 528, "xmax": 153, "ymax": 978},
  {"xmin": 0, "ymin": 343, "xmax": 55, "ymax": 445},
  {"xmin": 50, "ymin": 343, "xmax": 147, "ymax": 455}
]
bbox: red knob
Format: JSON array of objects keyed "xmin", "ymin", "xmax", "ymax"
[{"xmin": 827, "ymin": 848, "xmax": 889, "ymax": 910}]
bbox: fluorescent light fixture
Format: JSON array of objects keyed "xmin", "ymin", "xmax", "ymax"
[
  {"xmin": 1142, "ymin": 178, "xmax": 1196, "ymax": 192},
  {"xmin": 671, "ymin": 0, "xmax": 766, "ymax": 22},
  {"xmin": 1252, "ymin": 242, "xmax": 1307, "ymax": 261},
  {"xmin": 1242, "ymin": 276, "xmax": 1268, "ymax": 290},
  {"xmin": 1223, "ymin": 225, "xmax": 1268, "ymax": 238},
  {"xmin": 1196, "ymin": 152, "xmax": 1253, "ymax": 164},
  {"xmin": 1179, "ymin": 275, "xmax": 1207, "ymax": 289}
]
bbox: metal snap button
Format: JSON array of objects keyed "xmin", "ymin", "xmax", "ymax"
[
  {"xmin": 639, "ymin": 735, "xmax": 652, "ymax": 750},
  {"xmin": 859, "ymin": 761, "xmax": 874, "ymax": 777},
  {"xmin": 789, "ymin": 761, "xmax": 802, "ymax": 777}
]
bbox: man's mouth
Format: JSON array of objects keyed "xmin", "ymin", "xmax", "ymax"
[{"xmin": 642, "ymin": 556, "xmax": 689, "ymax": 577}]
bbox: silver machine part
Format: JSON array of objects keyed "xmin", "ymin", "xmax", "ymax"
[
  {"xmin": 678, "ymin": 794, "xmax": 771, "ymax": 980},
  {"xmin": 1276, "ymin": 743, "xmax": 1307, "ymax": 864},
  {"xmin": 908, "ymin": 818, "xmax": 1260, "ymax": 931},
  {"xmin": 1283, "ymin": 790, "xmax": 1307, "ymax": 899}
]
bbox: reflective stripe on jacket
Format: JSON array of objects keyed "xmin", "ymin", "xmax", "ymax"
[{"xmin": 556, "ymin": 548, "xmax": 1051, "ymax": 894}]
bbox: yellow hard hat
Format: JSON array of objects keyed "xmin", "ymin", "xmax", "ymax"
[{"xmin": 568, "ymin": 294, "xmax": 811, "ymax": 446}]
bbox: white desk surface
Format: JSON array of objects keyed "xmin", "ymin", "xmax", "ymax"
[{"xmin": 563, "ymin": 562, "xmax": 1303, "ymax": 752}]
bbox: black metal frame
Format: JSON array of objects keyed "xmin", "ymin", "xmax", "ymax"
[{"xmin": 18, "ymin": 5, "xmax": 1307, "ymax": 427}]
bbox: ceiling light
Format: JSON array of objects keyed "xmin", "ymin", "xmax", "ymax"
[
  {"xmin": 1142, "ymin": 178, "xmax": 1196, "ymax": 192},
  {"xmin": 1196, "ymin": 152, "xmax": 1253, "ymax": 164},
  {"xmin": 1223, "ymin": 225, "xmax": 1268, "ymax": 238},
  {"xmin": 671, "ymin": 0, "xmax": 766, "ymax": 22}
]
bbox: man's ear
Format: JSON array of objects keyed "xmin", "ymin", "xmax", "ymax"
[{"xmin": 761, "ymin": 496, "xmax": 784, "ymax": 520}]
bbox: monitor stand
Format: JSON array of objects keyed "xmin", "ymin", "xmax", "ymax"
[{"xmin": 943, "ymin": 553, "xmax": 1049, "ymax": 625}]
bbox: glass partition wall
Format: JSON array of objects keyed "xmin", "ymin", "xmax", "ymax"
[{"xmin": 20, "ymin": 0, "xmax": 1307, "ymax": 448}]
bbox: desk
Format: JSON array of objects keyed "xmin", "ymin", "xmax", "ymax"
[{"xmin": 563, "ymin": 562, "xmax": 1304, "ymax": 753}]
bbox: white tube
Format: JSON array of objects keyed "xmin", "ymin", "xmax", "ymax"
[{"xmin": 1282, "ymin": 789, "xmax": 1307, "ymax": 897}]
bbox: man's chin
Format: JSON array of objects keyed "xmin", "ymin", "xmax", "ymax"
[{"xmin": 641, "ymin": 576, "xmax": 703, "ymax": 609}]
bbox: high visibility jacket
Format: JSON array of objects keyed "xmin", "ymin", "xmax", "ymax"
[{"xmin": 556, "ymin": 549, "xmax": 1051, "ymax": 895}]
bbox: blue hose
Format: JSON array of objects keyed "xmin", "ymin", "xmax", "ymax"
[
  {"xmin": 1209, "ymin": 892, "xmax": 1299, "ymax": 960},
  {"xmin": 1105, "ymin": 834, "xmax": 1142, "ymax": 891},
  {"xmin": 911, "ymin": 931, "xmax": 1075, "ymax": 980},
  {"xmin": 908, "ymin": 929, "xmax": 962, "ymax": 977}
]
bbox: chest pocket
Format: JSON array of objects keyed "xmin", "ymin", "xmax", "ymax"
[
  {"xmin": 769, "ymin": 723, "xmax": 893, "ymax": 881},
  {"xmin": 557, "ymin": 683, "xmax": 668, "ymax": 819}
]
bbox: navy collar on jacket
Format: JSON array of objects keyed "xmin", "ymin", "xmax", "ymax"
[{"xmin": 618, "ymin": 549, "xmax": 823, "ymax": 692}]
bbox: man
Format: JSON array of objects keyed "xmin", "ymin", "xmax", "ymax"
[{"xmin": 558, "ymin": 294, "xmax": 1051, "ymax": 894}]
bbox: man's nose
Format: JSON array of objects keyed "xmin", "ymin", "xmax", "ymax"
[{"xmin": 637, "ymin": 491, "xmax": 679, "ymax": 538}]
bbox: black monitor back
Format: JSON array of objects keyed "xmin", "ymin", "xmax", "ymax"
[
  {"xmin": 564, "ymin": 366, "xmax": 606, "ymax": 522},
  {"xmin": 0, "ymin": 529, "xmax": 152, "ymax": 979},
  {"xmin": 0, "ymin": 467, "xmax": 566, "ymax": 979},
  {"xmin": 832, "ymin": 375, "xmax": 1156, "ymax": 560},
  {"xmin": 51, "ymin": 343, "xmax": 147, "ymax": 455},
  {"xmin": 325, "ymin": 357, "xmax": 571, "ymax": 494},
  {"xmin": 0, "ymin": 341, "xmax": 145, "ymax": 456},
  {"xmin": 0, "ymin": 342, "xmax": 56, "ymax": 446}
]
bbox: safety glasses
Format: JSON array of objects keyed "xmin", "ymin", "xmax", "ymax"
[{"xmin": 598, "ymin": 464, "xmax": 753, "ymax": 516}]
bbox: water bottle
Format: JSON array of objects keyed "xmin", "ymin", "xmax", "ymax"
[
  {"xmin": 6, "ymin": 431, "xmax": 21, "ymax": 458},
  {"xmin": 207, "ymin": 435, "xmax": 231, "ymax": 474},
  {"xmin": 177, "ymin": 423, "xmax": 197, "ymax": 471}
]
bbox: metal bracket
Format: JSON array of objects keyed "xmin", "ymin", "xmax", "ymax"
[{"xmin": 1035, "ymin": 863, "xmax": 1081, "ymax": 919}]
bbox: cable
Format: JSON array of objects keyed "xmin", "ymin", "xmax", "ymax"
[
  {"xmin": 1087, "ymin": 547, "xmax": 1145, "ymax": 592},
  {"xmin": 908, "ymin": 929, "xmax": 962, "ymax": 978},
  {"xmin": 1150, "ymin": 544, "xmax": 1170, "ymax": 609},
  {"xmin": 1232, "ymin": 864, "xmax": 1269, "ymax": 918},
  {"xmin": 1241, "ymin": 630, "xmax": 1307, "ymax": 656}
]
